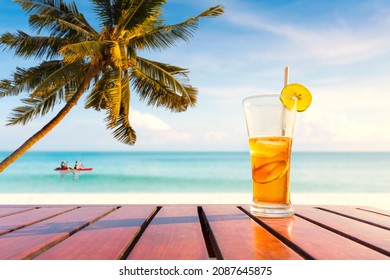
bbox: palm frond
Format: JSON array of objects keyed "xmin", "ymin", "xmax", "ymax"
[
  {"xmin": 131, "ymin": 71, "xmax": 196, "ymax": 112},
  {"xmin": 109, "ymin": 114, "xmax": 136, "ymax": 145},
  {"xmin": 59, "ymin": 41, "xmax": 105, "ymax": 64},
  {"xmin": 0, "ymin": 80, "xmax": 15, "ymax": 98},
  {"xmin": 30, "ymin": 61, "xmax": 87, "ymax": 98},
  {"xmin": 198, "ymin": 5, "xmax": 225, "ymax": 17},
  {"xmin": 119, "ymin": 7, "xmax": 163, "ymax": 43},
  {"xmin": 0, "ymin": 31, "xmax": 70, "ymax": 59},
  {"xmin": 129, "ymin": 5, "xmax": 224, "ymax": 51},
  {"xmin": 108, "ymin": 71, "xmax": 136, "ymax": 145},
  {"xmin": 88, "ymin": 65, "xmax": 135, "ymax": 144},
  {"xmin": 116, "ymin": 0, "xmax": 166, "ymax": 34},
  {"xmin": 120, "ymin": 73, "xmax": 131, "ymax": 116},
  {"xmin": 85, "ymin": 69, "xmax": 113, "ymax": 111},
  {"xmin": 86, "ymin": 66, "xmax": 122, "ymax": 127},
  {"xmin": 0, "ymin": 61, "xmax": 64, "ymax": 98},
  {"xmin": 91, "ymin": 0, "xmax": 115, "ymax": 28},
  {"xmin": 131, "ymin": 68, "xmax": 183, "ymax": 112},
  {"xmin": 15, "ymin": 0, "xmax": 97, "ymax": 38},
  {"xmin": 6, "ymin": 93, "xmax": 61, "ymax": 126},
  {"xmin": 63, "ymin": 80, "xmax": 80, "ymax": 102},
  {"xmin": 133, "ymin": 57, "xmax": 197, "ymax": 110},
  {"xmin": 108, "ymin": 41, "xmax": 122, "ymax": 68},
  {"xmin": 104, "ymin": 68, "xmax": 122, "ymax": 128},
  {"xmin": 29, "ymin": 14, "xmax": 95, "ymax": 40}
]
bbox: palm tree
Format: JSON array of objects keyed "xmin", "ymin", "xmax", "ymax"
[{"xmin": 0, "ymin": 0, "xmax": 224, "ymax": 172}]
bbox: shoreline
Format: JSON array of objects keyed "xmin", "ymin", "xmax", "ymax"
[{"xmin": 0, "ymin": 192, "xmax": 389, "ymax": 210}]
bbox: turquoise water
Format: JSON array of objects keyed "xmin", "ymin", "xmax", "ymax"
[{"xmin": 0, "ymin": 151, "xmax": 389, "ymax": 193}]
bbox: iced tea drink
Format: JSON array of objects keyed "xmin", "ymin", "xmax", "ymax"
[
  {"xmin": 243, "ymin": 93, "xmax": 297, "ymax": 217},
  {"xmin": 249, "ymin": 136, "xmax": 292, "ymax": 207},
  {"xmin": 243, "ymin": 74, "xmax": 312, "ymax": 218}
]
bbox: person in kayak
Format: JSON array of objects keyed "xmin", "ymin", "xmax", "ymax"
[
  {"xmin": 60, "ymin": 161, "xmax": 68, "ymax": 169},
  {"xmin": 74, "ymin": 161, "xmax": 83, "ymax": 170}
]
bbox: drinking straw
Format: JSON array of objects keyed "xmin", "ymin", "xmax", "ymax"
[{"xmin": 284, "ymin": 66, "xmax": 289, "ymax": 87}]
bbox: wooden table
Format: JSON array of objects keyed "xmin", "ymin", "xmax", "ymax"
[{"xmin": 0, "ymin": 205, "xmax": 388, "ymax": 260}]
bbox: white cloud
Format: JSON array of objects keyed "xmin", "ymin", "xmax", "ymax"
[
  {"xmin": 294, "ymin": 106, "xmax": 390, "ymax": 151},
  {"xmin": 131, "ymin": 110, "xmax": 171, "ymax": 131}
]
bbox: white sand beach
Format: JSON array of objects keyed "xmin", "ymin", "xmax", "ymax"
[{"xmin": 0, "ymin": 192, "xmax": 389, "ymax": 210}]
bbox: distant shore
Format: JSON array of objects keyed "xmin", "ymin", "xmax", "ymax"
[{"xmin": 0, "ymin": 192, "xmax": 389, "ymax": 210}]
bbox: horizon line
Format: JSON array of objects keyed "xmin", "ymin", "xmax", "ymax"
[{"xmin": 1, "ymin": 150, "xmax": 390, "ymax": 153}]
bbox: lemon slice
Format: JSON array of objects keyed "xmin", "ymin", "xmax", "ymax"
[
  {"xmin": 252, "ymin": 160, "xmax": 289, "ymax": 184},
  {"xmin": 280, "ymin": 83, "xmax": 312, "ymax": 112}
]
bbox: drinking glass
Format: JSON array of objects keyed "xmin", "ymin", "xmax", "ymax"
[{"xmin": 243, "ymin": 94, "xmax": 297, "ymax": 218}]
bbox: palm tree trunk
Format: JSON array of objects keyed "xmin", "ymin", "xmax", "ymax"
[{"xmin": 0, "ymin": 66, "xmax": 98, "ymax": 173}]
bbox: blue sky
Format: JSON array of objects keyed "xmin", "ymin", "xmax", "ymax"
[{"xmin": 1, "ymin": 0, "xmax": 390, "ymax": 151}]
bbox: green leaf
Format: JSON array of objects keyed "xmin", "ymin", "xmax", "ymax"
[
  {"xmin": 91, "ymin": 0, "xmax": 115, "ymax": 28},
  {"xmin": 7, "ymin": 94, "xmax": 61, "ymax": 126},
  {"xmin": 29, "ymin": 14, "xmax": 95, "ymax": 40},
  {"xmin": 59, "ymin": 41, "xmax": 105, "ymax": 63},
  {"xmin": 111, "ymin": 71, "xmax": 136, "ymax": 145},
  {"xmin": 129, "ymin": 5, "xmax": 224, "ymax": 51},
  {"xmin": 0, "ymin": 31, "xmax": 70, "ymax": 59},
  {"xmin": 133, "ymin": 57, "xmax": 197, "ymax": 111},
  {"xmin": 85, "ymin": 70, "xmax": 111, "ymax": 111},
  {"xmin": 0, "ymin": 60, "xmax": 64, "ymax": 98},
  {"xmin": 109, "ymin": 115, "xmax": 136, "ymax": 145},
  {"xmin": 116, "ymin": 0, "xmax": 166, "ymax": 34},
  {"xmin": 104, "ymin": 68, "xmax": 122, "ymax": 128},
  {"xmin": 31, "ymin": 61, "xmax": 87, "ymax": 98},
  {"xmin": 15, "ymin": 0, "xmax": 97, "ymax": 38}
]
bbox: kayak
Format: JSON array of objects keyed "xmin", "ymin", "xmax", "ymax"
[{"xmin": 54, "ymin": 167, "xmax": 93, "ymax": 171}]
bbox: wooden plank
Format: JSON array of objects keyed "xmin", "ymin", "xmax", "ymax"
[
  {"xmin": 355, "ymin": 206, "xmax": 390, "ymax": 217},
  {"xmin": 35, "ymin": 205, "xmax": 156, "ymax": 260},
  {"xmin": 0, "ymin": 206, "xmax": 76, "ymax": 235},
  {"xmin": 0, "ymin": 207, "xmax": 36, "ymax": 218},
  {"xmin": 0, "ymin": 206, "xmax": 115, "ymax": 260},
  {"xmin": 318, "ymin": 206, "xmax": 390, "ymax": 230},
  {"xmin": 243, "ymin": 206, "xmax": 389, "ymax": 260},
  {"xmin": 127, "ymin": 205, "xmax": 209, "ymax": 260},
  {"xmin": 203, "ymin": 205, "xmax": 303, "ymax": 260},
  {"xmin": 294, "ymin": 205, "xmax": 390, "ymax": 257}
]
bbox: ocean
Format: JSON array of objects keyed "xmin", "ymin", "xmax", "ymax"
[{"xmin": 0, "ymin": 151, "xmax": 389, "ymax": 194}]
